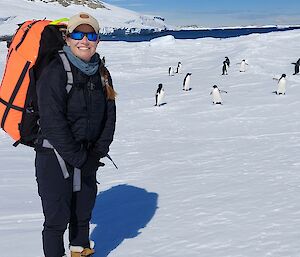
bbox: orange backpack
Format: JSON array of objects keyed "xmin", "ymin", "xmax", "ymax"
[{"xmin": 0, "ymin": 19, "xmax": 67, "ymax": 146}]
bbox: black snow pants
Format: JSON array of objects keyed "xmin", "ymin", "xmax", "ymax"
[{"xmin": 35, "ymin": 148, "xmax": 97, "ymax": 257}]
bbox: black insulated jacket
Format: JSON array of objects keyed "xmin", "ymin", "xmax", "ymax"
[{"xmin": 36, "ymin": 54, "xmax": 116, "ymax": 168}]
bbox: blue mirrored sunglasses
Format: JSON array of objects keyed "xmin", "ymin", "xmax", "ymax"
[{"xmin": 69, "ymin": 31, "xmax": 99, "ymax": 41}]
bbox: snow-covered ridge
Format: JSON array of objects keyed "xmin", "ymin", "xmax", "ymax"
[
  {"xmin": 1, "ymin": 0, "xmax": 299, "ymax": 40},
  {"xmin": 0, "ymin": 0, "xmax": 171, "ymax": 38},
  {"xmin": 29, "ymin": 0, "xmax": 107, "ymax": 9}
]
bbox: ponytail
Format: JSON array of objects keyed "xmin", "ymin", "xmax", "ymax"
[
  {"xmin": 99, "ymin": 63, "xmax": 117, "ymax": 100},
  {"xmin": 105, "ymin": 83, "xmax": 117, "ymax": 100}
]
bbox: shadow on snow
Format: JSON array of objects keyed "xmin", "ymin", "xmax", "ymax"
[{"xmin": 91, "ymin": 184, "xmax": 158, "ymax": 256}]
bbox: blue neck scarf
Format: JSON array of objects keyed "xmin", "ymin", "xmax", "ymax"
[{"xmin": 63, "ymin": 45, "xmax": 99, "ymax": 76}]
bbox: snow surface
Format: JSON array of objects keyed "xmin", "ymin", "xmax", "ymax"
[{"xmin": 1, "ymin": 1, "xmax": 300, "ymax": 257}]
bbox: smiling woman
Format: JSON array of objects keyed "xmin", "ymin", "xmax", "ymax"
[
  {"xmin": 34, "ymin": 11, "xmax": 117, "ymax": 257},
  {"xmin": 66, "ymin": 23, "xmax": 99, "ymax": 62},
  {"xmin": 65, "ymin": 12, "xmax": 100, "ymax": 62}
]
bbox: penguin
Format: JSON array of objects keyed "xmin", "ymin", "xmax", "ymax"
[
  {"xmin": 273, "ymin": 74, "xmax": 287, "ymax": 95},
  {"xmin": 176, "ymin": 62, "xmax": 182, "ymax": 74},
  {"xmin": 210, "ymin": 85, "xmax": 227, "ymax": 104},
  {"xmin": 222, "ymin": 61, "xmax": 228, "ymax": 75},
  {"xmin": 168, "ymin": 66, "xmax": 174, "ymax": 76},
  {"xmin": 238, "ymin": 59, "xmax": 248, "ymax": 72},
  {"xmin": 183, "ymin": 73, "xmax": 192, "ymax": 91},
  {"xmin": 291, "ymin": 58, "xmax": 300, "ymax": 75},
  {"xmin": 225, "ymin": 56, "xmax": 230, "ymax": 67},
  {"xmin": 155, "ymin": 83, "xmax": 165, "ymax": 106}
]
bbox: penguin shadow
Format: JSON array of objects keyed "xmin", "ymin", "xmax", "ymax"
[
  {"xmin": 90, "ymin": 184, "xmax": 159, "ymax": 257},
  {"xmin": 272, "ymin": 91, "xmax": 285, "ymax": 95},
  {"xmin": 154, "ymin": 102, "xmax": 167, "ymax": 107}
]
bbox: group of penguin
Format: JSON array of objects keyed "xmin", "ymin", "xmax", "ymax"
[
  {"xmin": 155, "ymin": 58, "xmax": 232, "ymax": 106},
  {"xmin": 155, "ymin": 58, "xmax": 235, "ymax": 107},
  {"xmin": 222, "ymin": 57, "xmax": 248, "ymax": 75},
  {"xmin": 155, "ymin": 61, "xmax": 184, "ymax": 106},
  {"xmin": 154, "ymin": 56, "xmax": 300, "ymax": 107}
]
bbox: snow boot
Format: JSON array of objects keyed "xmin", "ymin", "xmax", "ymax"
[
  {"xmin": 70, "ymin": 241, "xmax": 95, "ymax": 257},
  {"xmin": 70, "ymin": 246, "xmax": 95, "ymax": 257}
]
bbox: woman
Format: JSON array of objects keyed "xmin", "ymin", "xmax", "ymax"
[{"xmin": 35, "ymin": 12, "xmax": 116, "ymax": 257}]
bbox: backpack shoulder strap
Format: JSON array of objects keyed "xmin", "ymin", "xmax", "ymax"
[{"xmin": 57, "ymin": 50, "xmax": 73, "ymax": 93}]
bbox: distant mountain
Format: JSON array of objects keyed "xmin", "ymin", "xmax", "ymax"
[
  {"xmin": 33, "ymin": 0, "xmax": 107, "ymax": 9},
  {"xmin": 0, "ymin": 0, "xmax": 171, "ymax": 38}
]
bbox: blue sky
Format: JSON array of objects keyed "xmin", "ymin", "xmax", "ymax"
[{"xmin": 104, "ymin": 0, "xmax": 300, "ymax": 27}]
